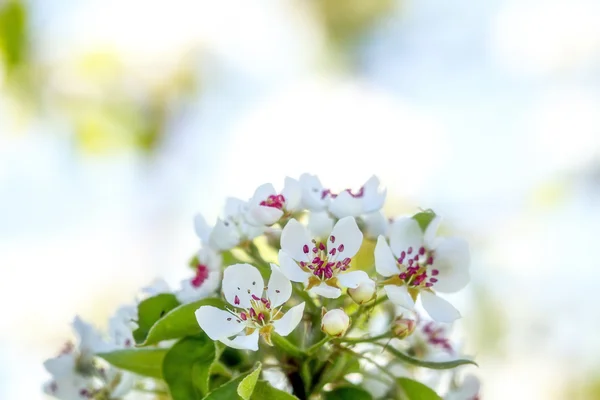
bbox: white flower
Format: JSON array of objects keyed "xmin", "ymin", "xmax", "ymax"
[
  {"xmin": 43, "ymin": 316, "xmax": 135, "ymax": 400},
  {"xmin": 348, "ymin": 279, "xmax": 377, "ymax": 305},
  {"xmin": 195, "ymin": 263, "xmax": 305, "ymax": 351},
  {"xmin": 176, "ymin": 247, "xmax": 222, "ymax": 304},
  {"xmin": 321, "ymin": 309, "xmax": 350, "ymax": 337},
  {"xmin": 328, "ymin": 175, "xmax": 387, "ymax": 218},
  {"xmin": 245, "ymin": 178, "xmax": 302, "ymax": 226},
  {"xmin": 445, "ymin": 375, "xmax": 480, "ymax": 400},
  {"xmin": 279, "ymin": 216, "xmax": 369, "ymax": 298},
  {"xmin": 375, "ymin": 216, "xmax": 470, "ymax": 322},
  {"xmin": 209, "ymin": 198, "xmax": 264, "ymax": 251}
]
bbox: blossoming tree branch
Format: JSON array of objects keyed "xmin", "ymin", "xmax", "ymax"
[{"xmin": 42, "ymin": 174, "xmax": 480, "ymax": 400}]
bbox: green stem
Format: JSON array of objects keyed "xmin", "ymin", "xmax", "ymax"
[
  {"xmin": 294, "ymin": 285, "xmax": 319, "ymax": 312},
  {"xmin": 271, "ymin": 333, "xmax": 306, "ymax": 358},
  {"xmin": 306, "ymin": 336, "xmax": 332, "ymax": 355},
  {"xmin": 338, "ymin": 332, "xmax": 391, "ymax": 344},
  {"xmin": 371, "ymin": 342, "xmax": 478, "ymax": 369},
  {"xmin": 336, "ymin": 345, "xmax": 397, "ymax": 381}
]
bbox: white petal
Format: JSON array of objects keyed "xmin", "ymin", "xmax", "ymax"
[
  {"xmin": 423, "ymin": 215, "xmax": 442, "ymax": 247},
  {"xmin": 299, "ymin": 173, "xmax": 327, "ymax": 210},
  {"xmin": 362, "ymin": 211, "xmax": 388, "ymax": 239},
  {"xmin": 248, "ymin": 205, "xmax": 284, "ymax": 226},
  {"xmin": 310, "ymin": 283, "xmax": 342, "ymax": 298},
  {"xmin": 432, "ymin": 238, "xmax": 470, "ymax": 293},
  {"xmin": 420, "ymin": 291, "xmax": 461, "ymax": 322},
  {"xmin": 361, "ymin": 175, "xmax": 387, "ymax": 214},
  {"xmin": 209, "ymin": 218, "xmax": 240, "ymax": 251},
  {"xmin": 273, "ymin": 302, "xmax": 305, "ymax": 336},
  {"xmin": 222, "ymin": 263, "xmax": 265, "ymax": 308},
  {"xmin": 239, "ymin": 221, "xmax": 264, "ymax": 240},
  {"xmin": 43, "ymin": 354, "xmax": 76, "ymax": 378},
  {"xmin": 329, "ymin": 191, "xmax": 363, "ymax": 218},
  {"xmin": 281, "ymin": 177, "xmax": 302, "ymax": 210},
  {"xmin": 267, "ymin": 264, "xmax": 292, "ymax": 308},
  {"xmin": 328, "ymin": 216, "xmax": 363, "ymax": 259},
  {"xmin": 142, "ymin": 278, "xmax": 171, "ymax": 296},
  {"xmin": 194, "ymin": 214, "xmax": 211, "ymax": 244},
  {"xmin": 337, "ymin": 270, "xmax": 370, "ymax": 289},
  {"xmin": 389, "ymin": 217, "xmax": 424, "ymax": 256},
  {"xmin": 220, "ymin": 330, "xmax": 259, "ymax": 351},
  {"xmin": 224, "ymin": 197, "xmax": 247, "ymax": 217},
  {"xmin": 280, "ymin": 219, "xmax": 313, "ymax": 261},
  {"xmin": 307, "ymin": 211, "xmax": 334, "ymax": 239},
  {"xmin": 375, "ymin": 236, "xmax": 400, "ymax": 277},
  {"xmin": 251, "ymin": 183, "xmax": 277, "ymax": 203},
  {"xmin": 384, "ymin": 285, "xmax": 415, "ymax": 310},
  {"xmin": 195, "ymin": 306, "xmax": 245, "ymax": 340},
  {"xmin": 278, "ymin": 250, "xmax": 310, "ymax": 283},
  {"xmin": 73, "ymin": 316, "xmax": 111, "ymax": 355}
]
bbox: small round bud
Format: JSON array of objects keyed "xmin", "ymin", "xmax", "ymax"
[
  {"xmin": 392, "ymin": 317, "xmax": 416, "ymax": 339},
  {"xmin": 347, "ymin": 279, "xmax": 377, "ymax": 305},
  {"xmin": 321, "ymin": 309, "xmax": 350, "ymax": 337}
]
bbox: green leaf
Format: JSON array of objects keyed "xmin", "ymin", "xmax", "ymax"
[
  {"xmin": 377, "ymin": 343, "xmax": 477, "ymax": 370},
  {"xmin": 237, "ymin": 362, "xmax": 262, "ymax": 400},
  {"xmin": 163, "ymin": 334, "xmax": 217, "ymax": 399},
  {"xmin": 325, "ymin": 385, "xmax": 373, "ymax": 400},
  {"xmin": 203, "ymin": 370, "xmax": 253, "ymax": 400},
  {"xmin": 397, "ymin": 378, "xmax": 441, "ymax": 399},
  {"xmin": 141, "ymin": 297, "xmax": 227, "ymax": 346},
  {"xmin": 412, "ymin": 210, "xmax": 437, "ymax": 232},
  {"xmin": 133, "ymin": 293, "xmax": 181, "ymax": 344},
  {"xmin": 250, "ymin": 381, "xmax": 299, "ymax": 399},
  {"xmin": 97, "ymin": 348, "xmax": 167, "ymax": 379}
]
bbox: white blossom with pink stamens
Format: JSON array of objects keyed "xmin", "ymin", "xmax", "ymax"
[
  {"xmin": 245, "ymin": 177, "xmax": 302, "ymax": 226},
  {"xmin": 278, "ymin": 217, "xmax": 370, "ymax": 298},
  {"xmin": 375, "ymin": 216, "xmax": 470, "ymax": 322},
  {"xmin": 195, "ymin": 263, "xmax": 305, "ymax": 351},
  {"xmin": 176, "ymin": 247, "xmax": 222, "ymax": 304}
]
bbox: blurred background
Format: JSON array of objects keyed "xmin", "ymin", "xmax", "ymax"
[{"xmin": 1, "ymin": 0, "xmax": 599, "ymax": 398}]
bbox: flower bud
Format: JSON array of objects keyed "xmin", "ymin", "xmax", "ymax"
[
  {"xmin": 321, "ymin": 309, "xmax": 350, "ymax": 337},
  {"xmin": 392, "ymin": 317, "xmax": 416, "ymax": 339},
  {"xmin": 347, "ymin": 279, "xmax": 376, "ymax": 305}
]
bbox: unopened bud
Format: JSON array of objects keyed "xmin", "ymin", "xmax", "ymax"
[
  {"xmin": 392, "ymin": 317, "xmax": 416, "ymax": 339},
  {"xmin": 347, "ymin": 279, "xmax": 376, "ymax": 305},
  {"xmin": 321, "ymin": 309, "xmax": 350, "ymax": 337}
]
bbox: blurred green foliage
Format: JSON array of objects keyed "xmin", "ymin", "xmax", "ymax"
[
  {"xmin": 0, "ymin": 0, "xmax": 27, "ymax": 76},
  {"xmin": 312, "ymin": 0, "xmax": 395, "ymax": 55}
]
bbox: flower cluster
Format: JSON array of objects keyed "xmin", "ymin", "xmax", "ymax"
[{"xmin": 42, "ymin": 174, "xmax": 479, "ymax": 400}]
